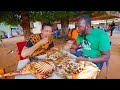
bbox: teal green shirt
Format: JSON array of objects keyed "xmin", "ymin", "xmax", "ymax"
[{"xmin": 76, "ymin": 28, "xmax": 110, "ymax": 58}]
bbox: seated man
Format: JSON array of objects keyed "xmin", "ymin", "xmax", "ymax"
[
  {"xmin": 71, "ymin": 16, "xmax": 111, "ymax": 70},
  {"xmin": 21, "ymin": 23, "xmax": 57, "ymax": 58}
]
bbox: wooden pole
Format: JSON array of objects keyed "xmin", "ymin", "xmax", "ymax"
[{"xmin": 106, "ymin": 16, "xmax": 108, "ymax": 30}]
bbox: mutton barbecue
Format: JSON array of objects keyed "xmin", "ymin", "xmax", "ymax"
[
  {"xmin": 56, "ymin": 58, "xmax": 101, "ymax": 79},
  {"xmin": 0, "ymin": 60, "xmax": 55, "ymax": 79},
  {"xmin": 46, "ymin": 49, "xmax": 69, "ymax": 64}
]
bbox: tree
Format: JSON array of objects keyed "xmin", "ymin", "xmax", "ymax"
[
  {"xmin": 53, "ymin": 11, "xmax": 92, "ymax": 39},
  {"xmin": 0, "ymin": 11, "xmax": 30, "ymax": 40},
  {"xmin": 20, "ymin": 11, "xmax": 31, "ymax": 39},
  {"xmin": 0, "ymin": 11, "xmax": 92, "ymax": 40},
  {"xmin": 0, "ymin": 11, "xmax": 58, "ymax": 39}
]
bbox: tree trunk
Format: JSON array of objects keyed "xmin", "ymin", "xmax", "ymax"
[
  {"xmin": 106, "ymin": 16, "xmax": 108, "ymax": 30},
  {"xmin": 20, "ymin": 11, "xmax": 31, "ymax": 40},
  {"xmin": 60, "ymin": 18, "xmax": 69, "ymax": 41}
]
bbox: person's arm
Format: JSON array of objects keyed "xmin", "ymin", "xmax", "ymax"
[
  {"xmin": 48, "ymin": 41, "xmax": 58, "ymax": 50},
  {"xmin": 89, "ymin": 51, "xmax": 110, "ymax": 63},
  {"xmin": 71, "ymin": 41, "xmax": 80, "ymax": 50},
  {"xmin": 71, "ymin": 34, "xmax": 81, "ymax": 49},
  {"xmin": 21, "ymin": 37, "xmax": 48, "ymax": 58},
  {"xmin": 67, "ymin": 36, "xmax": 73, "ymax": 41},
  {"xmin": 76, "ymin": 50, "xmax": 110, "ymax": 63}
]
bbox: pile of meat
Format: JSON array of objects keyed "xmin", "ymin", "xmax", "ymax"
[
  {"xmin": 0, "ymin": 60, "xmax": 55, "ymax": 79},
  {"xmin": 56, "ymin": 58, "xmax": 100, "ymax": 79},
  {"xmin": 46, "ymin": 50, "xmax": 68, "ymax": 64},
  {"xmin": 0, "ymin": 50, "xmax": 101, "ymax": 79}
]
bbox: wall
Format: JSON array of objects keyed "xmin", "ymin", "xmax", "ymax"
[
  {"xmin": 57, "ymin": 24, "xmax": 75, "ymax": 30},
  {"xmin": 0, "ymin": 23, "xmax": 11, "ymax": 34},
  {"xmin": 57, "ymin": 24, "xmax": 61, "ymax": 29}
]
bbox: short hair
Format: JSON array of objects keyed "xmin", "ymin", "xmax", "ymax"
[
  {"xmin": 77, "ymin": 15, "xmax": 91, "ymax": 26},
  {"xmin": 42, "ymin": 22, "xmax": 52, "ymax": 30}
]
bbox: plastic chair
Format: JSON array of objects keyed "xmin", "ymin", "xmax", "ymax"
[
  {"xmin": 100, "ymin": 42, "xmax": 112, "ymax": 79},
  {"xmin": 16, "ymin": 41, "xmax": 27, "ymax": 60},
  {"xmin": 97, "ymin": 61, "xmax": 109, "ymax": 79},
  {"xmin": 105, "ymin": 61, "xmax": 109, "ymax": 79}
]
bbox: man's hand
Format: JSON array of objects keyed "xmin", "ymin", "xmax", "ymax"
[
  {"xmin": 39, "ymin": 37, "xmax": 48, "ymax": 45},
  {"xmin": 51, "ymin": 47, "xmax": 59, "ymax": 51},
  {"xmin": 76, "ymin": 56, "xmax": 89, "ymax": 63},
  {"xmin": 67, "ymin": 40, "xmax": 75, "ymax": 44}
]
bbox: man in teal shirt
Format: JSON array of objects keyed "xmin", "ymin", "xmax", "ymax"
[{"xmin": 71, "ymin": 16, "xmax": 111, "ymax": 70}]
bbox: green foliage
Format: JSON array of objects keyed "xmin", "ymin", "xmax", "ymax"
[
  {"xmin": 0, "ymin": 11, "xmax": 21, "ymax": 25},
  {"xmin": 30, "ymin": 11, "xmax": 83, "ymax": 23},
  {"xmin": 0, "ymin": 11, "xmax": 91, "ymax": 25},
  {"xmin": 1, "ymin": 11, "xmax": 118, "ymax": 26}
]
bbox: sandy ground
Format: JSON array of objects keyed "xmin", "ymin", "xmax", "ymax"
[{"xmin": 0, "ymin": 31, "xmax": 120, "ymax": 79}]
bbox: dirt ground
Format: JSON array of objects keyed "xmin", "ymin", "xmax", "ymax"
[{"xmin": 0, "ymin": 31, "xmax": 120, "ymax": 79}]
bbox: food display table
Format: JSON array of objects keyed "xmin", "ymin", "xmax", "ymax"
[{"xmin": 15, "ymin": 49, "xmax": 76, "ymax": 79}]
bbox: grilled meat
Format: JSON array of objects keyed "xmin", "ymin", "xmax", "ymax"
[{"xmin": 0, "ymin": 60, "xmax": 55, "ymax": 79}]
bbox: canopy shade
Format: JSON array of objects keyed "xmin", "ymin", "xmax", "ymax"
[{"xmin": 54, "ymin": 11, "xmax": 120, "ymax": 24}]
